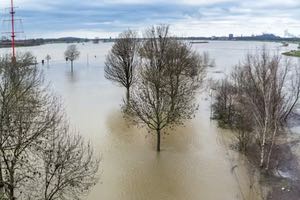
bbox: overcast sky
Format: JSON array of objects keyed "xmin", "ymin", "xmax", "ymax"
[{"xmin": 0, "ymin": 0, "xmax": 299, "ymax": 38}]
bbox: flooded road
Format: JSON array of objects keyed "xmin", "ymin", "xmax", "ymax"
[{"xmin": 1, "ymin": 41, "xmax": 296, "ymax": 200}]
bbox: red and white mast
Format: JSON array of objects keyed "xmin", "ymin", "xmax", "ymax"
[{"xmin": 10, "ymin": 0, "xmax": 16, "ymax": 60}]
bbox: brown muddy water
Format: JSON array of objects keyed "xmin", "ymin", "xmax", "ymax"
[{"xmin": 1, "ymin": 41, "xmax": 298, "ymax": 200}]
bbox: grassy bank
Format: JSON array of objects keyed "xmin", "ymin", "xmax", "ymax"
[{"xmin": 282, "ymin": 50, "xmax": 300, "ymax": 57}]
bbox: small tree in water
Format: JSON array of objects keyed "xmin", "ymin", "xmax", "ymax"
[
  {"xmin": 128, "ymin": 25, "xmax": 206, "ymax": 151},
  {"xmin": 105, "ymin": 30, "xmax": 138, "ymax": 105},
  {"xmin": 64, "ymin": 45, "xmax": 80, "ymax": 72}
]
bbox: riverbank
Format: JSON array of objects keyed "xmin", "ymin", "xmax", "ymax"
[
  {"xmin": 240, "ymin": 113, "xmax": 300, "ymax": 200},
  {"xmin": 223, "ymin": 127, "xmax": 300, "ymax": 200},
  {"xmin": 265, "ymin": 141, "xmax": 300, "ymax": 200},
  {"xmin": 282, "ymin": 50, "xmax": 300, "ymax": 57},
  {"xmin": 265, "ymin": 114, "xmax": 300, "ymax": 200}
]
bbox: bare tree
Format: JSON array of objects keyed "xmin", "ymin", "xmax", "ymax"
[
  {"xmin": 105, "ymin": 30, "xmax": 138, "ymax": 105},
  {"xmin": 0, "ymin": 53, "xmax": 99, "ymax": 199},
  {"xmin": 0, "ymin": 53, "xmax": 59, "ymax": 199},
  {"xmin": 235, "ymin": 51, "xmax": 289, "ymax": 169},
  {"xmin": 212, "ymin": 79, "xmax": 236, "ymax": 127},
  {"xmin": 64, "ymin": 45, "xmax": 80, "ymax": 72},
  {"xmin": 34, "ymin": 122, "xmax": 99, "ymax": 200},
  {"xmin": 212, "ymin": 78, "xmax": 253, "ymax": 152},
  {"xmin": 128, "ymin": 25, "xmax": 206, "ymax": 151},
  {"xmin": 282, "ymin": 64, "xmax": 300, "ymax": 121},
  {"xmin": 213, "ymin": 48, "xmax": 300, "ymax": 170}
]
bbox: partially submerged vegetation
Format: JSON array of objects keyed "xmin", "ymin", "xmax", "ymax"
[
  {"xmin": 128, "ymin": 25, "xmax": 207, "ymax": 152},
  {"xmin": 212, "ymin": 49, "xmax": 300, "ymax": 199},
  {"xmin": 64, "ymin": 44, "xmax": 80, "ymax": 72},
  {"xmin": 105, "ymin": 26, "xmax": 300, "ymax": 199},
  {"xmin": 1, "ymin": 23, "xmax": 299, "ymax": 199},
  {"xmin": 0, "ymin": 53, "xmax": 99, "ymax": 199},
  {"xmin": 105, "ymin": 25, "xmax": 209, "ymax": 151},
  {"xmin": 105, "ymin": 30, "xmax": 139, "ymax": 105},
  {"xmin": 282, "ymin": 50, "xmax": 300, "ymax": 58}
]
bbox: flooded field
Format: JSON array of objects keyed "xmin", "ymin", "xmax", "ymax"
[{"xmin": 1, "ymin": 41, "xmax": 298, "ymax": 200}]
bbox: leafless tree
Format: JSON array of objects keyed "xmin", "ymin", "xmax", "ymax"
[
  {"xmin": 105, "ymin": 30, "xmax": 138, "ymax": 105},
  {"xmin": 0, "ymin": 53, "xmax": 59, "ymax": 199},
  {"xmin": 212, "ymin": 78, "xmax": 253, "ymax": 152},
  {"xmin": 0, "ymin": 53, "xmax": 99, "ymax": 199},
  {"xmin": 64, "ymin": 45, "xmax": 80, "ymax": 72},
  {"xmin": 213, "ymin": 48, "xmax": 300, "ymax": 170},
  {"xmin": 235, "ymin": 50, "xmax": 291, "ymax": 169},
  {"xmin": 33, "ymin": 122, "xmax": 99, "ymax": 200},
  {"xmin": 128, "ymin": 25, "xmax": 206, "ymax": 151},
  {"xmin": 212, "ymin": 79, "xmax": 236, "ymax": 127}
]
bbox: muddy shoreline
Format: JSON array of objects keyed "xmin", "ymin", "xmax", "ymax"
[
  {"xmin": 265, "ymin": 114, "xmax": 300, "ymax": 200},
  {"xmin": 266, "ymin": 142, "xmax": 300, "ymax": 200},
  {"xmin": 240, "ymin": 113, "xmax": 300, "ymax": 200}
]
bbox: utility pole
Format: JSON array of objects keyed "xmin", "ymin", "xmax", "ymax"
[
  {"xmin": 10, "ymin": 0, "xmax": 16, "ymax": 60},
  {"xmin": 1, "ymin": 0, "xmax": 23, "ymax": 61}
]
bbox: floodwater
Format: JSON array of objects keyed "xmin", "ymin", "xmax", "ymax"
[{"xmin": 1, "ymin": 41, "xmax": 298, "ymax": 200}]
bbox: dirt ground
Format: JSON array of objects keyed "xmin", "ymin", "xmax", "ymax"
[
  {"xmin": 266, "ymin": 141, "xmax": 300, "ymax": 200},
  {"xmin": 243, "ymin": 132, "xmax": 300, "ymax": 200}
]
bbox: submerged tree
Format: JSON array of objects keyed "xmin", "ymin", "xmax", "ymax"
[
  {"xmin": 105, "ymin": 30, "xmax": 138, "ymax": 105},
  {"xmin": 65, "ymin": 45, "xmax": 80, "ymax": 72},
  {"xmin": 128, "ymin": 25, "xmax": 206, "ymax": 151}
]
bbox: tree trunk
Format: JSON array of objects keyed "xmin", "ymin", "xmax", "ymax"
[
  {"xmin": 156, "ymin": 129, "xmax": 161, "ymax": 152},
  {"xmin": 8, "ymin": 187, "xmax": 14, "ymax": 200},
  {"xmin": 260, "ymin": 117, "xmax": 269, "ymax": 168},
  {"xmin": 266, "ymin": 125, "xmax": 277, "ymax": 170},
  {"xmin": 8, "ymin": 167, "xmax": 15, "ymax": 200},
  {"xmin": 71, "ymin": 61, "xmax": 74, "ymax": 72},
  {"xmin": 284, "ymin": 97, "xmax": 299, "ymax": 121},
  {"xmin": 126, "ymin": 87, "xmax": 130, "ymax": 105},
  {"xmin": 260, "ymin": 133, "xmax": 266, "ymax": 168},
  {"xmin": 0, "ymin": 163, "xmax": 3, "ymax": 194}
]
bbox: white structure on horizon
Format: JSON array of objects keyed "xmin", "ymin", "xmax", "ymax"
[{"xmin": 284, "ymin": 29, "xmax": 297, "ymax": 38}]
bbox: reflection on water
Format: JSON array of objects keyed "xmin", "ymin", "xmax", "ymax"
[
  {"xmin": 0, "ymin": 41, "xmax": 283, "ymax": 200},
  {"xmin": 91, "ymin": 97, "xmax": 253, "ymax": 200},
  {"xmin": 66, "ymin": 70, "xmax": 79, "ymax": 83}
]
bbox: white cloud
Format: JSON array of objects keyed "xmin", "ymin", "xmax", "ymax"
[{"xmin": 1, "ymin": 0, "xmax": 300, "ymax": 38}]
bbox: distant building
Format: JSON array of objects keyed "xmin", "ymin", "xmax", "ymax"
[
  {"xmin": 284, "ymin": 30, "xmax": 296, "ymax": 38},
  {"xmin": 234, "ymin": 33, "xmax": 281, "ymax": 41},
  {"xmin": 229, "ymin": 34, "xmax": 234, "ymax": 40}
]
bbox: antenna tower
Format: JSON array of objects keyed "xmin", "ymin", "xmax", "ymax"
[
  {"xmin": 10, "ymin": 0, "xmax": 16, "ymax": 59},
  {"xmin": 1, "ymin": 0, "xmax": 24, "ymax": 61}
]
